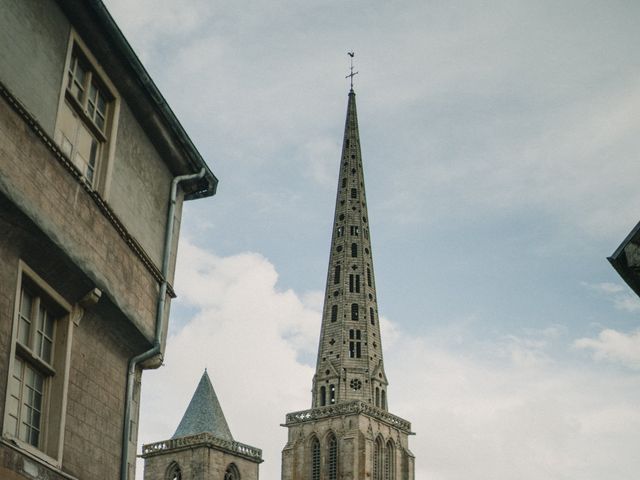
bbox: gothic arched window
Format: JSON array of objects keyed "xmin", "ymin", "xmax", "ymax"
[
  {"xmin": 166, "ymin": 462, "xmax": 181, "ymax": 480},
  {"xmin": 385, "ymin": 440, "xmax": 395, "ymax": 480},
  {"xmin": 327, "ymin": 433, "xmax": 338, "ymax": 480},
  {"xmin": 224, "ymin": 463, "xmax": 240, "ymax": 480},
  {"xmin": 373, "ymin": 436, "xmax": 384, "ymax": 480},
  {"xmin": 311, "ymin": 437, "xmax": 321, "ymax": 480}
]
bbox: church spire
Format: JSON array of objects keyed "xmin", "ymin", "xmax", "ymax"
[{"xmin": 312, "ymin": 86, "xmax": 389, "ymax": 411}]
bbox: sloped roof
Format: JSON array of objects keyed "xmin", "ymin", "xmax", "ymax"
[{"xmin": 172, "ymin": 370, "xmax": 234, "ymax": 441}]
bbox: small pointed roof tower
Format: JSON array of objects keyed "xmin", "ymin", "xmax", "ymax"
[
  {"xmin": 172, "ymin": 370, "xmax": 233, "ymax": 440},
  {"xmin": 141, "ymin": 370, "xmax": 262, "ymax": 480},
  {"xmin": 281, "ymin": 55, "xmax": 415, "ymax": 480}
]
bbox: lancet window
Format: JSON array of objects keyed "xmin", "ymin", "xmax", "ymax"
[
  {"xmin": 385, "ymin": 440, "xmax": 395, "ymax": 480},
  {"xmin": 166, "ymin": 462, "xmax": 181, "ymax": 480},
  {"xmin": 327, "ymin": 434, "xmax": 338, "ymax": 480},
  {"xmin": 331, "ymin": 305, "xmax": 338, "ymax": 323},
  {"xmin": 349, "ymin": 329, "xmax": 362, "ymax": 358},
  {"xmin": 311, "ymin": 437, "xmax": 320, "ymax": 480},
  {"xmin": 373, "ymin": 437, "xmax": 384, "ymax": 480},
  {"xmin": 349, "ymin": 274, "xmax": 361, "ymax": 293},
  {"xmin": 224, "ymin": 464, "xmax": 240, "ymax": 480}
]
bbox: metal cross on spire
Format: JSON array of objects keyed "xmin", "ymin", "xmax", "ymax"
[{"xmin": 346, "ymin": 51, "xmax": 359, "ymax": 90}]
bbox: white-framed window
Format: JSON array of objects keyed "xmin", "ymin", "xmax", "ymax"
[
  {"xmin": 54, "ymin": 31, "xmax": 119, "ymax": 192},
  {"xmin": 3, "ymin": 262, "xmax": 73, "ymax": 465}
]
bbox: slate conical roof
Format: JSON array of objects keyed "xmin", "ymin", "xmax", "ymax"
[{"xmin": 172, "ymin": 370, "xmax": 234, "ymax": 440}]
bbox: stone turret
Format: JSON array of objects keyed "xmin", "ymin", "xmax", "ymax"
[{"xmin": 142, "ymin": 370, "xmax": 262, "ymax": 480}]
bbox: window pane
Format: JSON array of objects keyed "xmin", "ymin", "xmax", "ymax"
[
  {"xmin": 88, "ymin": 83, "xmax": 97, "ymax": 116},
  {"xmin": 18, "ymin": 290, "xmax": 33, "ymax": 345},
  {"xmin": 95, "ymin": 111, "xmax": 105, "ymax": 131},
  {"xmin": 36, "ymin": 306, "xmax": 54, "ymax": 364},
  {"xmin": 311, "ymin": 438, "xmax": 320, "ymax": 480},
  {"xmin": 21, "ymin": 364, "xmax": 44, "ymax": 448},
  {"xmin": 74, "ymin": 123, "xmax": 99, "ymax": 183},
  {"xmin": 328, "ymin": 435, "xmax": 337, "ymax": 480},
  {"xmin": 5, "ymin": 414, "xmax": 17, "ymax": 437},
  {"xmin": 44, "ymin": 313, "xmax": 54, "ymax": 337},
  {"xmin": 61, "ymin": 135, "xmax": 73, "ymax": 157},
  {"xmin": 42, "ymin": 341, "xmax": 52, "ymax": 364},
  {"xmin": 70, "ymin": 58, "xmax": 87, "ymax": 102},
  {"xmin": 7, "ymin": 358, "xmax": 22, "ymax": 437}
]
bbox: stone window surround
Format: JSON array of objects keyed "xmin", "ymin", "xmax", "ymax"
[
  {"xmin": 166, "ymin": 461, "xmax": 182, "ymax": 480},
  {"xmin": 53, "ymin": 29, "xmax": 121, "ymax": 198},
  {"xmin": 2, "ymin": 261, "xmax": 74, "ymax": 469}
]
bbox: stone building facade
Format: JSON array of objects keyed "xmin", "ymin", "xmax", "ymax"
[
  {"xmin": 281, "ymin": 89, "xmax": 415, "ymax": 480},
  {"xmin": 0, "ymin": 1, "xmax": 217, "ymax": 479},
  {"xmin": 141, "ymin": 371, "xmax": 262, "ymax": 480}
]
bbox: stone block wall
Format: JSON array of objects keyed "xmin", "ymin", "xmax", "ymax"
[
  {"xmin": 282, "ymin": 412, "xmax": 414, "ymax": 480},
  {"xmin": 143, "ymin": 444, "xmax": 260, "ymax": 480},
  {"xmin": 0, "ymin": 92, "xmax": 161, "ymax": 341}
]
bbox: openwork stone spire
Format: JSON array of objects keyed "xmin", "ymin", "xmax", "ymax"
[
  {"xmin": 281, "ymin": 84, "xmax": 415, "ymax": 480},
  {"xmin": 312, "ymin": 89, "xmax": 389, "ymax": 410}
]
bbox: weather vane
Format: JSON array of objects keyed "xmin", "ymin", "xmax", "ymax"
[{"xmin": 346, "ymin": 51, "xmax": 358, "ymax": 90}]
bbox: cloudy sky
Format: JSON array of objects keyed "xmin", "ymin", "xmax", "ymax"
[{"xmin": 102, "ymin": 1, "xmax": 640, "ymax": 478}]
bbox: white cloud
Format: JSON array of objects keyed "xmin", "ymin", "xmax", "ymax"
[
  {"xmin": 138, "ymin": 243, "xmax": 640, "ymax": 480},
  {"xmin": 103, "ymin": 0, "xmax": 640, "ymax": 245},
  {"xmin": 582, "ymin": 282, "xmax": 640, "ymax": 313},
  {"xmin": 574, "ymin": 329, "xmax": 640, "ymax": 370}
]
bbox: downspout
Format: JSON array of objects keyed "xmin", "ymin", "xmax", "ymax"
[{"xmin": 120, "ymin": 168, "xmax": 206, "ymax": 480}]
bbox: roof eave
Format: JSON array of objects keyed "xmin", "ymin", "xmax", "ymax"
[{"xmin": 608, "ymin": 219, "xmax": 640, "ymax": 298}]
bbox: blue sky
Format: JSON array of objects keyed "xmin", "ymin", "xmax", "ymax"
[{"xmin": 103, "ymin": 1, "xmax": 640, "ymax": 478}]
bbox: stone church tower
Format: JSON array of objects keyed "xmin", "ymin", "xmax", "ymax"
[
  {"xmin": 142, "ymin": 370, "xmax": 262, "ymax": 479},
  {"xmin": 281, "ymin": 87, "xmax": 415, "ymax": 480}
]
